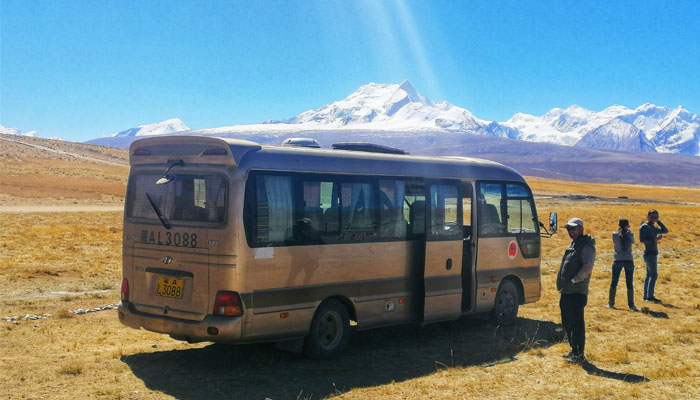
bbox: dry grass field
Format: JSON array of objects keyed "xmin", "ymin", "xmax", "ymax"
[{"xmin": 1, "ymin": 138, "xmax": 700, "ymax": 399}]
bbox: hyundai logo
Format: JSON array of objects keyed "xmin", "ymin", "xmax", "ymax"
[{"xmin": 161, "ymin": 256, "xmax": 174, "ymax": 265}]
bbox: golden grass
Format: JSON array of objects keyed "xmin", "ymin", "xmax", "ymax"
[
  {"xmin": 0, "ymin": 212, "xmax": 123, "ymax": 297},
  {"xmin": 0, "ymin": 176, "xmax": 699, "ymax": 399},
  {"xmin": 526, "ymin": 176, "xmax": 700, "ymax": 204}
]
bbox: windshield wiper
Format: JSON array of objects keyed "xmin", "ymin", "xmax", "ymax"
[{"xmin": 146, "ymin": 193, "xmax": 171, "ymax": 230}]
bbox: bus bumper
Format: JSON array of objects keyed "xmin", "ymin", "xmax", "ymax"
[{"xmin": 118, "ymin": 301, "xmax": 243, "ymax": 343}]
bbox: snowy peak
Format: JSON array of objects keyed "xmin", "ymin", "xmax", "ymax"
[
  {"xmin": 385, "ymin": 80, "xmax": 428, "ymax": 116},
  {"xmin": 109, "ymin": 118, "xmax": 189, "ymax": 137},
  {"xmin": 576, "ymin": 117, "xmax": 656, "ymax": 153},
  {"xmin": 273, "ymin": 80, "xmax": 500, "ymax": 135}
]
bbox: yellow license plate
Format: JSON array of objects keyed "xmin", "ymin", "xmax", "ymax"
[{"xmin": 155, "ymin": 276, "xmax": 184, "ymax": 299}]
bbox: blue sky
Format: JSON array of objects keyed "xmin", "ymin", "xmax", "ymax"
[{"xmin": 2, "ymin": 0, "xmax": 699, "ymax": 142}]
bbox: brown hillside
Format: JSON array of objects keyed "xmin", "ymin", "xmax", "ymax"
[{"xmin": 0, "ymin": 134, "xmax": 129, "ymax": 206}]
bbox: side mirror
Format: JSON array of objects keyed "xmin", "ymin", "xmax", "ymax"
[{"xmin": 549, "ymin": 212, "xmax": 558, "ymax": 233}]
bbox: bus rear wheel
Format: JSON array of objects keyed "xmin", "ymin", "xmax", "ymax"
[
  {"xmin": 304, "ymin": 299, "xmax": 351, "ymax": 359},
  {"xmin": 491, "ymin": 280, "xmax": 520, "ymax": 326}
]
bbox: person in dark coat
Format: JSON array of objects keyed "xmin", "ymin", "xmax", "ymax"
[{"xmin": 557, "ymin": 217, "xmax": 596, "ymax": 364}]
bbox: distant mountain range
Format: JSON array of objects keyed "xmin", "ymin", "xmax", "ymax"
[
  {"xmin": 84, "ymin": 80, "xmax": 700, "ymax": 157},
  {"xmin": 6, "ymin": 81, "xmax": 700, "ymax": 186},
  {"xmin": 0, "ymin": 124, "xmax": 37, "ymax": 137}
]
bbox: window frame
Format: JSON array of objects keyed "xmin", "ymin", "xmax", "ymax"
[
  {"xmin": 476, "ymin": 180, "xmax": 539, "ymax": 238},
  {"xmin": 125, "ymin": 171, "xmax": 229, "ymax": 228},
  {"xmin": 425, "ymin": 180, "xmax": 463, "ymax": 242}
]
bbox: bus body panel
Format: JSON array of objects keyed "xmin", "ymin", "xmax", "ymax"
[
  {"xmin": 235, "ymin": 240, "xmax": 420, "ymax": 340},
  {"xmin": 473, "ymin": 236, "xmax": 541, "ymax": 312}
]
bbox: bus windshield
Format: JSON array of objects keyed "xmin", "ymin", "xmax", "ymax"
[{"xmin": 126, "ymin": 173, "xmax": 227, "ymax": 224}]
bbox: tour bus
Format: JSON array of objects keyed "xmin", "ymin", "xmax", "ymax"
[{"xmin": 118, "ymin": 135, "xmax": 557, "ymax": 358}]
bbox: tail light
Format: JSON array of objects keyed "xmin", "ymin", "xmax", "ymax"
[
  {"xmin": 202, "ymin": 148, "xmax": 228, "ymax": 156},
  {"xmin": 213, "ymin": 291, "xmax": 244, "ymax": 316},
  {"xmin": 121, "ymin": 278, "xmax": 129, "ymax": 302}
]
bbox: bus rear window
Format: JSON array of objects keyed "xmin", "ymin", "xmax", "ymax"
[{"xmin": 127, "ymin": 174, "xmax": 227, "ymax": 224}]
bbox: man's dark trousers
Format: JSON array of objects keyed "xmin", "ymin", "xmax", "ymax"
[{"xmin": 560, "ymin": 293, "xmax": 588, "ymax": 356}]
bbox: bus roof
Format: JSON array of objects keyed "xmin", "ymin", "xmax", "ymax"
[{"xmin": 130, "ymin": 135, "xmax": 525, "ymax": 183}]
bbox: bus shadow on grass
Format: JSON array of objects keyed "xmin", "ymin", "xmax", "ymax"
[{"xmin": 122, "ymin": 317, "xmax": 563, "ymax": 399}]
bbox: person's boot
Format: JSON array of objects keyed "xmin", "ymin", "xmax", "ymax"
[
  {"xmin": 627, "ymin": 290, "xmax": 638, "ymax": 311},
  {"xmin": 608, "ymin": 287, "xmax": 616, "ymax": 308}
]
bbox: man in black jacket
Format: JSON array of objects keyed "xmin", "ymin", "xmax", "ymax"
[
  {"xmin": 557, "ymin": 217, "xmax": 596, "ymax": 364},
  {"xmin": 639, "ymin": 210, "xmax": 669, "ymax": 303}
]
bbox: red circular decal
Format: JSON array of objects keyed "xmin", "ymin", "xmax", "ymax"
[{"xmin": 508, "ymin": 241, "xmax": 518, "ymax": 259}]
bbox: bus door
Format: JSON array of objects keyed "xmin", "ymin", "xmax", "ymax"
[
  {"xmin": 473, "ymin": 181, "xmax": 516, "ymax": 312},
  {"xmin": 423, "ymin": 182, "xmax": 463, "ymax": 324},
  {"xmin": 461, "ymin": 182, "xmax": 475, "ymax": 311}
]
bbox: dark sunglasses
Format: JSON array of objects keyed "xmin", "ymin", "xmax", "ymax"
[{"xmin": 566, "ymin": 226, "xmax": 580, "ymax": 231}]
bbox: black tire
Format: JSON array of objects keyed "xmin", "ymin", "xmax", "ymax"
[
  {"xmin": 304, "ymin": 299, "xmax": 351, "ymax": 359},
  {"xmin": 491, "ymin": 280, "xmax": 520, "ymax": 326}
]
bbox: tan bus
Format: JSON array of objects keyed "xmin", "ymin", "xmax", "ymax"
[{"xmin": 118, "ymin": 136, "xmax": 557, "ymax": 358}]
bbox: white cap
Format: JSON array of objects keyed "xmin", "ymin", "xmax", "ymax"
[{"xmin": 565, "ymin": 217, "xmax": 583, "ymax": 228}]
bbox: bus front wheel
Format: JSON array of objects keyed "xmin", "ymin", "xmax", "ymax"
[
  {"xmin": 491, "ymin": 280, "xmax": 520, "ymax": 326},
  {"xmin": 304, "ymin": 299, "xmax": 351, "ymax": 359}
]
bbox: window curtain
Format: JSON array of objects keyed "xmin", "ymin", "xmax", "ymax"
[
  {"xmin": 263, "ymin": 175, "xmax": 294, "ymax": 242},
  {"xmin": 206, "ymin": 177, "xmax": 226, "ymax": 222},
  {"xmin": 160, "ymin": 180, "xmax": 176, "ymax": 220},
  {"xmin": 346, "ymin": 183, "xmax": 373, "ymax": 229},
  {"xmin": 380, "ymin": 180, "xmax": 406, "ymax": 238},
  {"xmin": 392, "ymin": 181, "xmax": 406, "ymax": 237}
]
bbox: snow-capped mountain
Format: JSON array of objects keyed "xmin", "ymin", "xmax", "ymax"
[
  {"xmin": 194, "ymin": 80, "xmax": 518, "ymax": 140},
  {"xmin": 505, "ymin": 104, "xmax": 700, "ymax": 156},
  {"xmin": 88, "ymin": 81, "xmax": 700, "ymax": 157},
  {"xmin": 271, "ymin": 80, "xmax": 484, "ymax": 131},
  {"xmin": 0, "ymin": 124, "xmax": 38, "ymax": 137},
  {"xmin": 109, "ymin": 118, "xmax": 189, "ymax": 137}
]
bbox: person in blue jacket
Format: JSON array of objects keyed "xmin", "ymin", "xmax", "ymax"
[{"xmin": 639, "ymin": 210, "xmax": 669, "ymax": 303}]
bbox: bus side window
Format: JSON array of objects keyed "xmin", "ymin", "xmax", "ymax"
[
  {"xmin": 506, "ymin": 183, "xmax": 538, "ymax": 234},
  {"xmin": 321, "ymin": 181, "xmax": 340, "ymax": 234},
  {"xmin": 477, "ymin": 182, "xmax": 507, "ymax": 237},
  {"xmin": 428, "ymin": 184, "xmax": 461, "ymax": 238},
  {"xmin": 408, "ymin": 200, "xmax": 425, "ymax": 235},
  {"xmin": 302, "ymin": 181, "xmax": 324, "ymax": 233},
  {"xmin": 255, "ymin": 174, "xmax": 294, "ymax": 245},
  {"xmin": 340, "ymin": 182, "xmax": 376, "ymax": 231},
  {"xmin": 404, "ymin": 181, "xmax": 425, "ymax": 237},
  {"xmin": 379, "ymin": 179, "xmax": 407, "ymax": 239}
]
